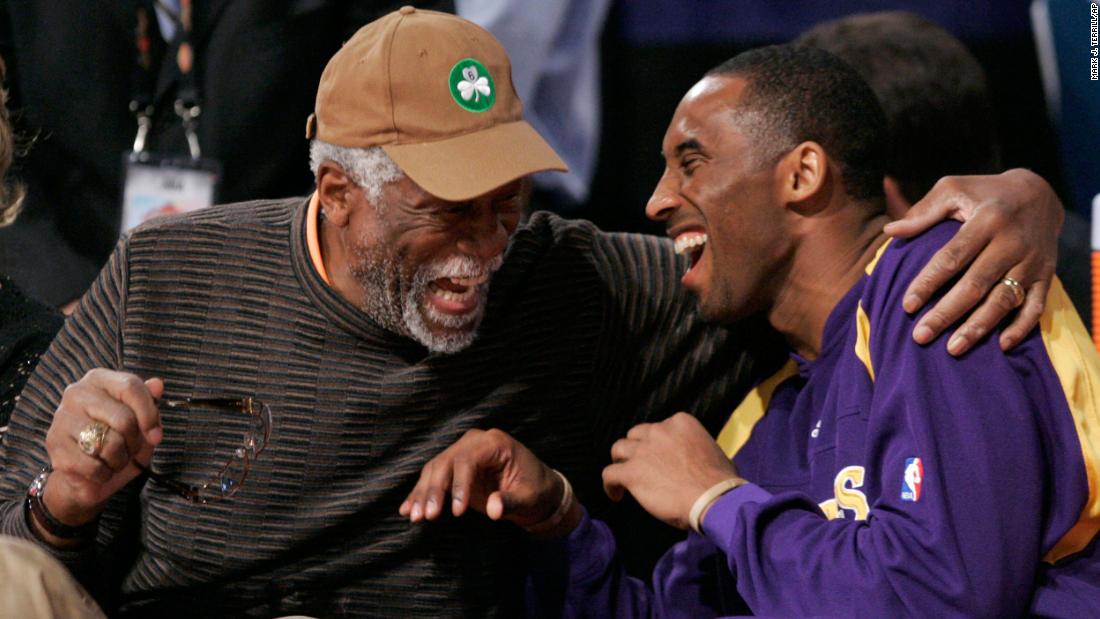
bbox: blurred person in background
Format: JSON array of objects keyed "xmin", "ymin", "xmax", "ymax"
[
  {"xmin": 457, "ymin": 0, "xmax": 612, "ymax": 214},
  {"xmin": 796, "ymin": 9, "xmax": 1091, "ymax": 330},
  {"xmin": 0, "ymin": 57, "xmax": 61, "ymax": 440}
]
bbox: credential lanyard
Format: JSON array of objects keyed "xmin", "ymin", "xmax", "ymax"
[{"xmin": 131, "ymin": 0, "xmax": 202, "ymax": 159}]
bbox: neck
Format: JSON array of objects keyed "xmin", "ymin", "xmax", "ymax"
[
  {"xmin": 768, "ymin": 201, "xmax": 890, "ymax": 359},
  {"xmin": 318, "ymin": 211, "xmax": 367, "ymax": 309}
]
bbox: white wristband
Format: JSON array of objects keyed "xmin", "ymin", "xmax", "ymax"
[{"xmin": 688, "ymin": 477, "xmax": 747, "ymax": 535}]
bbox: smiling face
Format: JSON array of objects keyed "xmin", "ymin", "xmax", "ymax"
[
  {"xmin": 646, "ymin": 75, "xmax": 793, "ymax": 323},
  {"xmin": 343, "ymin": 174, "xmax": 523, "ymax": 353}
]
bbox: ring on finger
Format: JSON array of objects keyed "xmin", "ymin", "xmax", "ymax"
[
  {"xmin": 77, "ymin": 421, "xmax": 110, "ymax": 458},
  {"xmin": 1000, "ymin": 276, "xmax": 1025, "ymax": 307}
]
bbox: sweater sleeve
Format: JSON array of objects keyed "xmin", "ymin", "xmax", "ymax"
[
  {"xmin": 700, "ymin": 225, "xmax": 1067, "ymax": 617},
  {"xmin": 526, "ymin": 507, "xmax": 731, "ymax": 618},
  {"xmin": 0, "ymin": 237, "xmax": 139, "ymax": 598}
]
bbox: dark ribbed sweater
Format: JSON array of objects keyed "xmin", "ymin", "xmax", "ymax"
[{"xmin": 0, "ymin": 197, "xmax": 777, "ymax": 618}]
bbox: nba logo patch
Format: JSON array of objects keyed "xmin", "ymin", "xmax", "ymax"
[{"xmin": 901, "ymin": 457, "xmax": 923, "ymax": 502}]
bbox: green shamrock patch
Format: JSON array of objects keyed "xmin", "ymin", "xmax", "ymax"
[{"xmin": 448, "ymin": 58, "xmax": 495, "ymax": 113}]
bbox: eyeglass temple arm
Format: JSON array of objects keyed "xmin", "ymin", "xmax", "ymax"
[
  {"xmin": 133, "ymin": 462, "xmax": 202, "ymax": 501},
  {"xmin": 160, "ymin": 397, "xmax": 256, "ymax": 413}
]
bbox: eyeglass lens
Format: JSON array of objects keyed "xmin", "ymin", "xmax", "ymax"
[{"xmin": 139, "ymin": 397, "xmax": 272, "ymax": 503}]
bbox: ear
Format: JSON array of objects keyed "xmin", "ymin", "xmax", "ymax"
[
  {"xmin": 317, "ymin": 161, "xmax": 356, "ymax": 227},
  {"xmin": 882, "ymin": 176, "xmax": 912, "ymax": 221},
  {"xmin": 776, "ymin": 141, "xmax": 828, "ymax": 213}
]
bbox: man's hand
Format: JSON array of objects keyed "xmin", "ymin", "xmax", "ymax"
[
  {"xmin": 400, "ymin": 429, "xmax": 566, "ymax": 530},
  {"xmin": 603, "ymin": 413, "xmax": 739, "ymax": 530},
  {"xmin": 40, "ymin": 369, "xmax": 163, "ymax": 544},
  {"xmin": 883, "ymin": 169, "xmax": 1062, "ymax": 355}
]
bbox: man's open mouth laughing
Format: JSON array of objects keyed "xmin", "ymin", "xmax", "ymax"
[
  {"xmin": 427, "ymin": 273, "xmax": 491, "ymax": 316},
  {"xmin": 673, "ymin": 229, "xmax": 709, "ymax": 289}
]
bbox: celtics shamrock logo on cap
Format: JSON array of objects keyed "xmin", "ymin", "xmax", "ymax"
[{"xmin": 449, "ymin": 58, "xmax": 496, "ymax": 113}]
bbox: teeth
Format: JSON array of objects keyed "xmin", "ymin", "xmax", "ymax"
[
  {"xmin": 449, "ymin": 274, "xmax": 489, "ymax": 287},
  {"xmin": 430, "ymin": 283, "xmax": 478, "ymax": 303},
  {"xmin": 674, "ymin": 233, "xmax": 708, "ymax": 255}
]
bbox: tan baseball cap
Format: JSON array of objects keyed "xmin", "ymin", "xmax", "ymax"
[{"xmin": 306, "ymin": 6, "xmax": 567, "ymax": 202}]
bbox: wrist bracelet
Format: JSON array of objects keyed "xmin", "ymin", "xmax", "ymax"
[
  {"xmin": 688, "ymin": 477, "xmax": 747, "ymax": 535},
  {"xmin": 25, "ymin": 468, "xmax": 98, "ymax": 540},
  {"xmin": 524, "ymin": 469, "xmax": 574, "ymax": 535}
]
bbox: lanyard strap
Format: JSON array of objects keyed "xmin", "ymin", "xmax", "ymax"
[
  {"xmin": 131, "ymin": 2, "xmax": 156, "ymax": 153},
  {"xmin": 131, "ymin": 0, "xmax": 203, "ymax": 159}
]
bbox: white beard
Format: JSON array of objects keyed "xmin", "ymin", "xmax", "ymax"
[{"xmin": 352, "ymin": 246, "xmax": 501, "ymax": 354}]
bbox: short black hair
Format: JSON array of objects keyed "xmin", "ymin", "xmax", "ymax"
[
  {"xmin": 707, "ymin": 44, "xmax": 887, "ymax": 202},
  {"xmin": 796, "ymin": 12, "xmax": 1001, "ymax": 203}
]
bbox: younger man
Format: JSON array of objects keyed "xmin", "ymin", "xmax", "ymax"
[{"xmin": 403, "ymin": 45, "xmax": 1100, "ymax": 617}]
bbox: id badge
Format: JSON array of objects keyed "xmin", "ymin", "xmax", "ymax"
[{"xmin": 121, "ymin": 152, "xmax": 220, "ymax": 232}]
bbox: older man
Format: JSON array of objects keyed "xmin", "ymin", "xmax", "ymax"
[
  {"xmin": 402, "ymin": 45, "xmax": 1099, "ymax": 617},
  {"xmin": 0, "ymin": 8, "xmax": 1069, "ymax": 619}
]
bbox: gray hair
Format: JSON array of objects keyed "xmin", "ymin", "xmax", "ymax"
[{"xmin": 309, "ymin": 140, "xmax": 403, "ymax": 204}]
